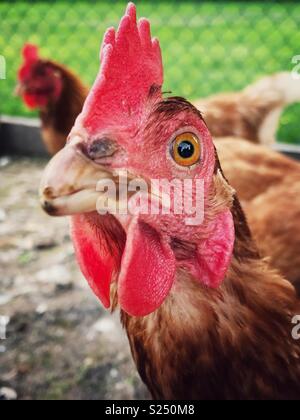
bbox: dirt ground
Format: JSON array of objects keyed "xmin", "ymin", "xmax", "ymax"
[{"xmin": 0, "ymin": 156, "xmax": 149, "ymax": 400}]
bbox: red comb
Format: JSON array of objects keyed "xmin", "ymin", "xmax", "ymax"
[
  {"xmin": 22, "ymin": 43, "xmax": 39, "ymax": 62},
  {"xmin": 80, "ymin": 2, "xmax": 163, "ymax": 134},
  {"xmin": 18, "ymin": 43, "xmax": 40, "ymax": 81}
]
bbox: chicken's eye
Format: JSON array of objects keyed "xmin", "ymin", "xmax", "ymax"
[
  {"xmin": 87, "ymin": 138, "xmax": 117, "ymax": 160},
  {"xmin": 171, "ymin": 133, "xmax": 201, "ymax": 167}
]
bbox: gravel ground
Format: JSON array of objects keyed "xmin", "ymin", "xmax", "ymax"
[{"xmin": 0, "ymin": 156, "xmax": 148, "ymax": 400}]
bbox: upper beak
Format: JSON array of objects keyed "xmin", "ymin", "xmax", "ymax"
[{"xmin": 39, "ymin": 139, "xmax": 114, "ymax": 217}]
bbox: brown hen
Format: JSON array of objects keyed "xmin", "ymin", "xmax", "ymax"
[
  {"xmin": 195, "ymin": 72, "xmax": 300, "ymax": 145},
  {"xmin": 40, "ymin": 4, "xmax": 300, "ymax": 400},
  {"xmin": 17, "ymin": 44, "xmax": 88, "ymax": 155},
  {"xmin": 216, "ymin": 137, "xmax": 300, "ymax": 289}
]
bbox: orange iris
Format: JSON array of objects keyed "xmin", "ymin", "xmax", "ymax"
[{"xmin": 172, "ymin": 133, "xmax": 201, "ymax": 167}]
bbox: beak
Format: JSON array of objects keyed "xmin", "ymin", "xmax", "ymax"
[
  {"xmin": 39, "ymin": 139, "xmax": 114, "ymax": 217},
  {"xmin": 14, "ymin": 83, "xmax": 25, "ymax": 97}
]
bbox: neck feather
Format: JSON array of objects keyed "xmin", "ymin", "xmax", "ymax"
[
  {"xmin": 121, "ymin": 197, "xmax": 300, "ymax": 400},
  {"xmin": 40, "ymin": 61, "xmax": 88, "ymax": 137}
]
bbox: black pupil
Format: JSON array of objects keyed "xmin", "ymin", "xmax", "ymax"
[{"xmin": 177, "ymin": 141, "xmax": 195, "ymax": 159}]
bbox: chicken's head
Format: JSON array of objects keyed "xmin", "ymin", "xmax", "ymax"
[
  {"xmin": 16, "ymin": 44, "xmax": 63, "ymax": 109},
  {"xmin": 40, "ymin": 3, "xmax": 235, "ymax": 317}
]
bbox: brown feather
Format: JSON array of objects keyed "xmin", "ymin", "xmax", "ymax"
[
  {"xmin": 119, "ymin": 169, "xmax": 300, "ymax": 400},
  {"xmin": 121, "ymin": 198, "xmax": 300, "ymax": 399},
  {"xmin": 40, "ymin": 60, "xmax": 88, "ymax": 155},
  {"xmin": 194, "ymin": 72, "xmax": 300, "ymax": 146},
  {"xmin": 216, "ymin": 137, "xmax": 300, "ymax": 288}
]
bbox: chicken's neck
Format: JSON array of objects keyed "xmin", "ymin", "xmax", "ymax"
[
  {"xmin": 121, "ymin": 198, "xmax": 300, "ymax": 400},
  {"xmin": 40, "ymin": 62, "xmax": 88, "ymax": 144}
]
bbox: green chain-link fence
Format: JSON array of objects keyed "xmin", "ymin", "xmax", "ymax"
[{"xmin": 1, "ymin": 0, "xmax": 300, "ymax": 143}]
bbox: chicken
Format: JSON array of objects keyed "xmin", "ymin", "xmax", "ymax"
[
  {"xmin": 216, "ymin": 137, "xmax": 300, "ymax": 201},
  {"xmin": 194, "ymin": 72, "xmax": 300, "ymax": 145},
  {"xmin": 245, "ymin": 176, "xmax": 300, "ymax": 294},
  {"xmin": 215, "ymin": 137, "xmax": 300, "ymax": 291},
  {"xmin": 39, "ymin": 4, "xmax": 300, "ymax": 400},
  {"xmin": 16, "ymin": 44, "xmax": 88, "ymax": 155}
]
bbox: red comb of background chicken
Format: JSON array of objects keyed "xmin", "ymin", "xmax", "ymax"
[
  {"xmin": 79, "ymin": 2, "xmax": 163, "ymax": 134},
  {"xmin": 18, "ymin": 43, "xmax": 39, "ymax": 81}
]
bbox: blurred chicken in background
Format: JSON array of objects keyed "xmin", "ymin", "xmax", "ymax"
[
  {"xmin": 217, "ymin": 137, "xmax": 300, "ymax": 201},
  {"xmin": 195, "ymin": 72, "xmax": 300, "ymax": 145},
  {"xmin": 216, "ymin": 137, "xmax": 300, "ymax": 290},
  {"xmin": 16, "ymin": 44, "xmax": 88, "ymax": 155}
]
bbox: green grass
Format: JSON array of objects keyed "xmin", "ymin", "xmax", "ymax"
[{"xmin": 1, "ymin": 0, "xmax": 300, "ymax": 143}]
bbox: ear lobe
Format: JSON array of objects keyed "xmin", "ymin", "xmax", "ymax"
[
  {"xmin": 118, "ymin": 218, "xmax": 176, "ymax": 317},
  {"xmin": 196, "ymin": 210, "xmax": 235, "ymax": 288}
]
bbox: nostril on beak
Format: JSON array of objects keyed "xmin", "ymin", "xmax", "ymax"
[
  {"xmin": 41, "ymin": 187, "xmax": 59, "ymax": 215},
  {"xmin": 41, "ymin": 199, "xmax": 57, "ymax": 216},
  {"xmin": 43, "ymin": 187, "xmax": 55, "ymax": 200}
]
